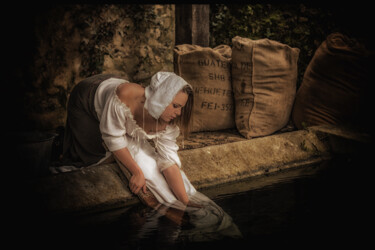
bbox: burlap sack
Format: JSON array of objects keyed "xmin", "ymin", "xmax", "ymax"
[
  {"xmin": 174, "ymin": 44, "xmax": 235, "ymax": 132},
  {"xmin": 292, "ymin": 33, "xmax": 372, "ymax": 131},
  {"xmin": 231, "ymin": 36, "xmax": 300, "ymax": 139}
]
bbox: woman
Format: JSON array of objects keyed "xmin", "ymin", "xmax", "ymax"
[
  {"xmin": 62, "ymin": 72, "xmax": 242, "ymax": 241},
  {"xmin": 62, "ymin": 72, "xmax": 196, "ymax": 206}
]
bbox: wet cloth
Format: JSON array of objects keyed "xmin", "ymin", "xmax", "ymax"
[{"xmin": 125, "ymin": 194, "xmax": 243, "ymax": 246}]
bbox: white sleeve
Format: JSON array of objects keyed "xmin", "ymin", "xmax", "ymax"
[
  {"xmin": 99, "ymin": 94, "xmax": 129, "ymax": 152},
  {"xmin": 154, "ymin": 125, "xmax": 182, "ymax": 172}
]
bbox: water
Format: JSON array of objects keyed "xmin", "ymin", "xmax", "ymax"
[{"xmin": 15, "ymin": 155, "xmax": 372, "ymax": 249}]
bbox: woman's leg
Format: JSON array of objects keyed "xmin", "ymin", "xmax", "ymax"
[{"xmin": 162, "ymin": 165, "xmax": 189, "ymax": 205}]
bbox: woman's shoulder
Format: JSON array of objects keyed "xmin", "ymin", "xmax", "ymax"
[{"xmin": 116, "ymin": 82, "xmax": 145, "ymax": 105}]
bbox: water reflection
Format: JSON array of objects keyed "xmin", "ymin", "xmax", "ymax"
[
  {"xmin": 21, "ymin": 155, "xmax": 371, "ymax": 249},
  {"xmin": 115, "ymin": 192, "xmax": 242, "ymax": 248},
  {"xmin": 110, "ymin": 156, "xmax": 371, "ymax": 249}
]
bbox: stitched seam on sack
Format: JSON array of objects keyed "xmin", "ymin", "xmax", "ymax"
[{"xmin": 248, "ymin": 41, "xmax": 256, "ymax": 133}]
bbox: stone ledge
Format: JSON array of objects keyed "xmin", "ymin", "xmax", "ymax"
[{"xmin": 29, "ymin": 125, "xmax": 371, "ymax": 216}]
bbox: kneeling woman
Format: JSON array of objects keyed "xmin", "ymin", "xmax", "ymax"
[{"xmin": 63, "ymin": 72, "xmax": 195, "ymax": 206}]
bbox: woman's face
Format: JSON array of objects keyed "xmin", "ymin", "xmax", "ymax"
[{"xmin": 160, "ymin": 91, "xmax": 188, "ymax": 123}]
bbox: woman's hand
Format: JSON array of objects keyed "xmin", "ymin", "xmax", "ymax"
[
  {"xmin": 129, "ymin": 172, "xmax": 147, "ymax": 194},
  {"xmin": 112, "ymin": 147, "xmax": 148, "ymax": 195}
]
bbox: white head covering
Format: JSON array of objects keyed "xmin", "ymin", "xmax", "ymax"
[{"xmin": 144, "ymin": 72, "xmax": 192, "ymax": 119}]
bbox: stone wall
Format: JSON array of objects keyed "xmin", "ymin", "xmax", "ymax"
[{"xmin": 17, "ymin": 4, "xmax": 175, "ymax": 131}]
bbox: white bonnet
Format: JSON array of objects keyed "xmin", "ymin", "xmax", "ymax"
[{"xmin": 144, "ymin": 72, "xmax": 191, "ymax": 119}]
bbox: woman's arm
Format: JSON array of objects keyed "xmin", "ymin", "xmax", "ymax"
[
  {"xmin": 162, "ymin": 164, "xmax": 189, "ymax": 205},
  {"xmin": 113, "ymin": 147, "xmax": 147, "ymax": 194}
]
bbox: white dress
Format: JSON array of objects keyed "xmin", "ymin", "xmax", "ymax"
[
  {"xmin": 93, "ymin": 77, "xmax": 197, "ymax": 206},
  {"xmin": 94, "ymin": 78, "xmax": 242, "ymax": 241}
]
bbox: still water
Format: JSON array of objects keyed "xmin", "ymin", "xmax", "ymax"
[{"xmin": 20, "ymin": 155, "xmax": 371, "ymax": 249}]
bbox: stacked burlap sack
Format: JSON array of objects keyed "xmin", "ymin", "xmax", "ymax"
[
  {"xmin": 231, "ymin": 37, "xmax": 300, "ymax": 138},
  {"xmin": 175, "ymin": 33, "xmax": 371, "ymax": 138},
  {"xmin": 174, "ymin": 44, "xmax": 235, "ymax": 132},
  {"xmin": 292, "ymin": 32, "xmax": 372, "ymax": 132},
  {"xmin": 175, "ymin": 37, "xmax": 300, "ymax": 138}
]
